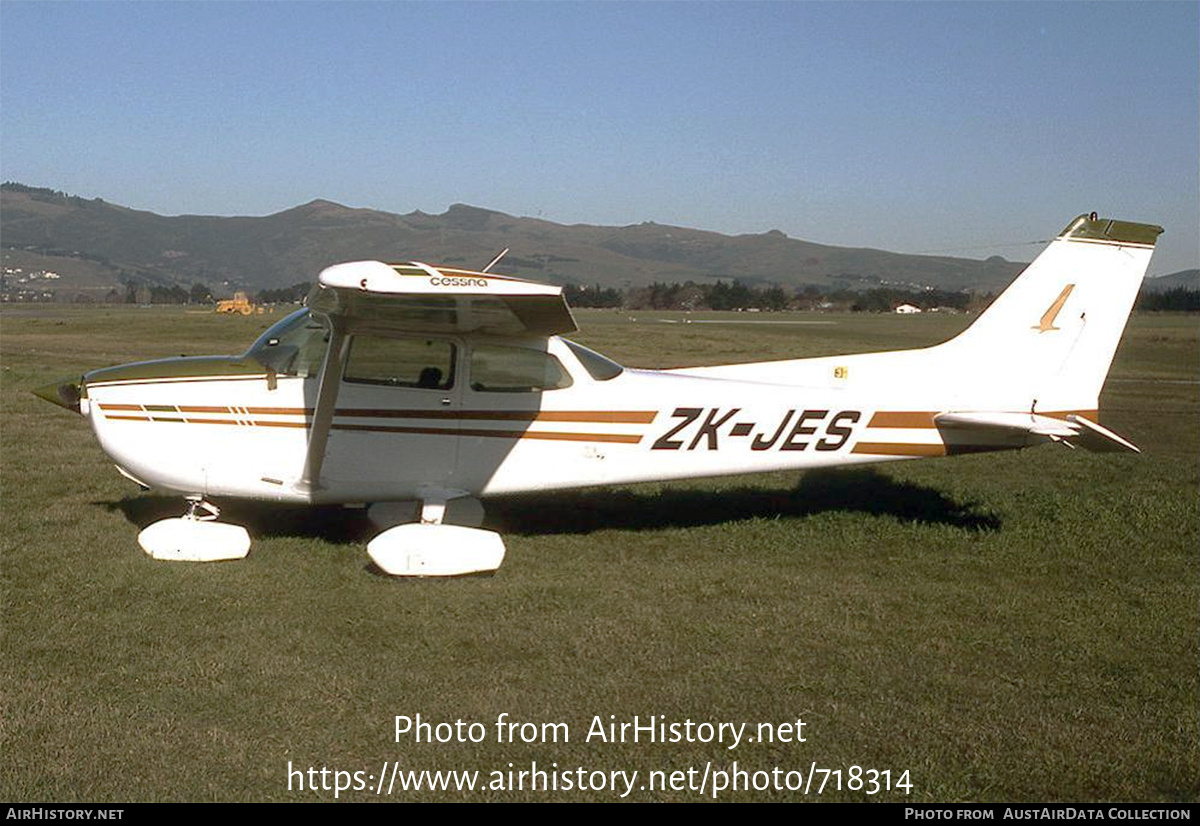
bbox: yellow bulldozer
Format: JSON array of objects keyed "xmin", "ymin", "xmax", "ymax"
[{"xmin": 215, "ymin": 291, "xmax": 263, "ymax": 315}]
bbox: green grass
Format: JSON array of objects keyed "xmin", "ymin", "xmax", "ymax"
[{"xmin": 2, "ymin": 305, "xmax": 1196, "ymax": 802}]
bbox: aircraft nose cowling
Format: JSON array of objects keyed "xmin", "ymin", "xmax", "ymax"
[{"xmin": 32, "ymin": 379, "xmax": 83, "ymax": 414}]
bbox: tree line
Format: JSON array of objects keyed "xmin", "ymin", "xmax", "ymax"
[
  {"xmin": 1135, "ymin": 287, "xmax": 1200, "ymax": 312},
  {"xmin": 572, "ymin": 279, "xmax": 1199, "ymax": 313},
  {"xmin": 568, "ymin": 280, "xmax": 986, "ymax": 312}
]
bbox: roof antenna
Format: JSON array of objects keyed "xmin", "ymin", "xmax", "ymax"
[{"xmin": 481, "ymin": 248, "xmax": 509, "ymax": 273}]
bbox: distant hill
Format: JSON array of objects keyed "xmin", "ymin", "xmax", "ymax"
[
  {"xmin": 1, "ymin": 182, "xmax": 1029, "ymax": 297},
  {"xmin": 1141, "ymin": 269, "xmax": 1198, "ymax": 292}
]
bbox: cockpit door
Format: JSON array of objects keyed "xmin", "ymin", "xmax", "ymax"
[{"xmin": 319, "ymin": 333, "xmax": 461, "ymax": 499}]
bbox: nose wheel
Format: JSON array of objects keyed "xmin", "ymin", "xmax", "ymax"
[
  {"xmin": 137, "ymin": 497, "xmax": 251, "ymax": 562},
  {"xmin": 183, "ymin": 496, "xmax": 221, "ymax": 521}
]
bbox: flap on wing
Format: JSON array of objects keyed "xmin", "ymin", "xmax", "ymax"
[
  {"xmin": 307, "ymin": 261, "xmax": 577, "ymax": 337},
  {"xmin": 934, "ymin": 411, "xmax": 1139, "ymax": 453}
]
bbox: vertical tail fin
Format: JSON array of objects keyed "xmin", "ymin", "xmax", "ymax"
[{"xmin": 941, "ymin": 213, "xmax": 1162, "ymax": 415}]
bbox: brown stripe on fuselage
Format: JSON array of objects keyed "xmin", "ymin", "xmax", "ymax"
[
  {"xmin": 177, "ymin": 417, "xmax": 307, "ymax": 428},
  {"xmin": 176, "ymin": 405, "xmax": 251, "ymax": 414},
  {"xmin": 851, "ymin": 442, "xmax": 946, "ymax": 457},
  {"xmin": 107, "ymin": 403, "xmax": 653, "ymax": 424},
  {"xmin": 99, "ymin": 404, "xmax": 644, "ymax": 441},
  {"xmin": 179, "ymin": 405, "xmax": 316, "ymax": 416},
  {"xmin": 867, "ymin": 411, "xmax": 938, "ymax": 429},
  {"xmin": 330, "ymin": 422, "xmax": 642, "ymax": 444},
  {"xmin": 333, "ymin": 408, "xmax": 656, "ymax": 424},
  {"xmin": 89, "ymin": 374, "xmax": 267, "ymax": 388}
]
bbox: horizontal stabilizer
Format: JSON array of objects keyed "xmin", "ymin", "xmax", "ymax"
[
  {"xmin": 1065, "ymin": 414, "xmax": 1140, "ymax": 453},
  {"xmin": 935, "ymin": 411, "xmax": 1139, "ymax": 453}
]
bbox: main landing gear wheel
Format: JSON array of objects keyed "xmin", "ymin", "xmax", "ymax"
[
  {"xmin": 137, "ymin": 497, "xmax": 251, "ymax": 562},
  {"xmin": 367, "ymin": 496, "xmax": 504, "ymax": 577}
]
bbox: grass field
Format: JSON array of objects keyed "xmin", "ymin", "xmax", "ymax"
[{"xmin": 2, "ymin": 305, "xmax": 1196, "ymax": 802}]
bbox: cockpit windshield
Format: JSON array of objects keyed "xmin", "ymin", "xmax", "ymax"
[{"xmin": 245, "ymin": 309, "xmax": 330, "ymax": 377}]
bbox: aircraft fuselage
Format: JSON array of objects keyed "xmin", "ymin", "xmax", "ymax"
[{"xmin": 74, "ymin": 324, "xmax": 1055, "ymax": 506}]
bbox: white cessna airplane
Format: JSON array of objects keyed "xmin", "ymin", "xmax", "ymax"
[{"xmin": 36, "ymin": 213, "xmax": 1162, "ymax": 576}]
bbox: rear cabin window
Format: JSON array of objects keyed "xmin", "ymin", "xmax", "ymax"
[
  {"xmin": 470, "ymin": 345, "xmax": 573, "ymax": 393},
  {"xmin": 344, "ymin": 336, "xmax": 455, "ymax": 390}
]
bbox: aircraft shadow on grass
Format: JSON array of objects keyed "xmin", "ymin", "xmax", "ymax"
[
  {"xmin": 486, "ymin": 467, "xmax": 1002, "ymax": 535},
  {"xmin": 98, "ymin": 467, "xmax": 1001, "ymax": 543}
]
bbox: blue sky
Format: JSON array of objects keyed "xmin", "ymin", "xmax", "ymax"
[{"xmin": 2, "ymin": 1, "xmax": 1196, "ymax": 275}]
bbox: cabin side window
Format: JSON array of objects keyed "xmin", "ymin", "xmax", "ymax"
[
  {"xmin": 344, "ymin": 336, "xmax": 455, "ymax": 390},
  {"xmin": 469, "ymin": 345, "xmax": 573, "ymax": 393}
]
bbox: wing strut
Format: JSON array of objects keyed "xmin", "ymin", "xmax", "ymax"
[{"xmin": 295, "ymin": 319, "xmax": 350, "ymax": 495}]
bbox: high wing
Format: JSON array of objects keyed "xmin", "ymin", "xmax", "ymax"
[
  {"xmin": 296, "ymin": 261, "xmax": 576, "ymax": 496},
  {"xmin": 307, "ymin": 260, "xmax": 577, "ymax": 337}
]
